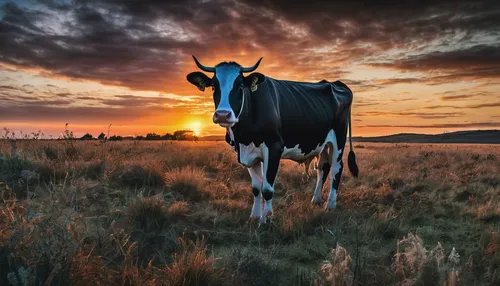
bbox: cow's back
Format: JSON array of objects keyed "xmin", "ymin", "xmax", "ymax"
[{"xmin": 259, "ymin": 78, "xmax": 352, "ymax": 154}]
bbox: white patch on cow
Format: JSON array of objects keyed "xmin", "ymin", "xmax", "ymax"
[
  {"xmin": 312, "ymin": 162, "xmax": 324, "ymax": 203},
  {"xmin": 327, "ymin": 130, "xmax": 342, "ymax": 209},
  {"xmin": 248, "ymin": 163, "xmax": 263, "ymax": 218},
  {"xmin": 260, "ymin": 143, "xmax": 275, "ymax": 224},
  {"xmin": 215, "ymin": 65, "xmax": 240, "ymax": 125},
  {"xmin": 281, "ymin": 144, "xmax": 303, "ymax": 160},
  {"xmin": 327, "ymin": 188, "xmax": 337, "ymax": 209},
  {"xmin": 238, "ymin": 142, "xmax": 262, "ymax": 167},
  {"xmin": 282, "ymin": 143, "xmax": 326, "ymax": 162},
  {"xmin": 227, "ymin": 128, "xmax": 237, "ymax": 151}
]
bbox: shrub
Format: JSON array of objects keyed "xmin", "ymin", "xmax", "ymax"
[
  {"xmin": 164, "ymin": 166, "xmax": 207, "ymax": 201},
  {"xmin": 392, "ymin": 232, "xmax": 462, "ymax": 286},
  {"xmin": 320, "ymin": 244, "xmax": 353, "ymax": 286},
  {"xmin": 127, "ymin": 195, "xmax": 169, "ymax": 234},
  {"xmin": 112, "ymin": 164, "xmax": 165, "ymax": 189},
  {"xmin": 164, "ymin": 236, "xmax": 223, "ymax": 285},
  {"xmin": 167, "ymin": 201, "xmax": 190, "ymax": 218}
]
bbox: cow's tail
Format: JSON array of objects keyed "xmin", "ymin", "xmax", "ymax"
[{"xmin": 347, "ymin": 104, "xmax": 359, "ymax": 177}]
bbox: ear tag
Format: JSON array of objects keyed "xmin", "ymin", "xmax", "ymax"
[{"xmin": 250, "ymin": 77, "xmax": 258, "ymax": 92}]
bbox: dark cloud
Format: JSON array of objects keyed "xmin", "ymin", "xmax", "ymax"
[
  {"xmin": 76, "ymin": 96, "xmax": 99, "ymax": 100},
  {"xmin": 439, "ymin": 91, "xmax": 491, "ymax": 101},
  {"xmin": 0, "ymin": 85, "xmax": 21, "ymax": 91},
  {"xmin": 390, "ymin": 98, "xmax": 417, "ymax": 103},
  {"xmin": 369, "ymin": 45, "xmax": 500, "ymax": 82},
  {"xmin": 356, "ymin": 111, "xmax": 465, "ymax": 119},
  {"xmin": 0, "ymin": 0, "xmax": 499, "ymax": 93},
  {"xmin": 468, "ymin": 101, "xmax": 500, "ymax": 108},
  {"xmin": 418, "ymin": 101, "xmax": 500, "ymax": 109},
  {"xmin": 371, "ymin": 45, "xmax": 500, "ymax": 70},
  {"xmin": 0, "ymin": 100, "xmax": 200, "ymax": 124},
  {"xmin": 100, "ymin": 94, "xmax": 192, "ymax": 107}
]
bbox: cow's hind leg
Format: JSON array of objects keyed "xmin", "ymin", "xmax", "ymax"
[
  {"xmin": 311, "ymin": 146, "xmax": 331, "ymax": 204},
  {"xmin": 248, "ymin": 163, "xmax": 263, "ymax": 219},
  {"xmin": 326, "ymin": 130, "xmax": 346, "ymax": 209}
]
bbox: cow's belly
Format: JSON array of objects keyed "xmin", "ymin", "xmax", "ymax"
[{"xmin": 282, "ymin": 143, "xmax": 325, "ymax": 162}]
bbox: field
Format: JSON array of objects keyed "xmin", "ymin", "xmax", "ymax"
[{"xmin": 0, "ymin": 139, "xmax": 499, "ymax": 285}]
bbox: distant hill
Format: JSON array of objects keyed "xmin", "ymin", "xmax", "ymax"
[
  {"xmin": 200, "ymin": 130, "xmax": 500, "ymax": 144},
  {"xmin": 353, "ymin": 130, "xmax": 500, "ymax": 144}
]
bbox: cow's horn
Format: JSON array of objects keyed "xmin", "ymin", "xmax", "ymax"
[
  {"xmin": 192, "ymin": 56, "xmax": 215, "ymax": 72},
  {"xmin": 241, "ymin": 57, "xmax": 263, "ymax": 73}
]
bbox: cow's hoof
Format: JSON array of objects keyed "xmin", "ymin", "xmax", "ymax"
[
  {"xmin": 248, "ymin": 216, "xmax": 261, "ymax": 224},
  {"xmin": 259, "ymin": 216, "xmax": 267, "ymax": 225},
  {"xmin": 325, "ymin": 202, "xmax": 337, "ymax": 210},
  {"xmin": 259, "ymin": 212, "xmax": 273, "ymax": 225}
]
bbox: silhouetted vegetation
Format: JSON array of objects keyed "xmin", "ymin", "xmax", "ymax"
[
  {"xmin": 97, "ymin": 132, "xmax": 105, "ymax": 140},
  {"xmin": 79, "ymin": 133, "xmax": 93, "ymax": 140}
]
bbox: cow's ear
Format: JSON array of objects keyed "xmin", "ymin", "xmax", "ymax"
[
  {"xmin": 187, "ymin": 72, "xmax": 212, "ymax": 92},
  {"xmin": 243, "ymin": 72, "xmax": 265, "ymax": 89}
]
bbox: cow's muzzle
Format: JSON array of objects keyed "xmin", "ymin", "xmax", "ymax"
[{"xmin": 213, "ymin": 110, "xmax": 238, "ymax": 127}]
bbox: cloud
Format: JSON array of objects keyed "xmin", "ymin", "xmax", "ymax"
[
  {"xmin": 100, "ymin": 94, "xmax": 193, "ymax": 107},
  {"xmin": 356, "ymin": 111, "xmax": 465, "ymax": 119},
  {"xmin": 390, "ymin": 98, "xmax": 417, "ymax": 103},
  {"xmin": 369, "ymin": 45, "xmax": 500, "ymax": 83},
  {"xmin": 1, "ymin": 0, "xmax": 499, "ymax": 94},
  {"xmin": 468, "ymin": 101, "xmax": 500, "ymax": 108},
  {"xmin": 418, "ymin": 101, "xmax": 500, "ymax": 109},
  {"xmin": 0, "ymin": 0, "xmax": 499, "ymax": 135}
]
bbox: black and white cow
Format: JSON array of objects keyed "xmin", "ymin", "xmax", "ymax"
[{"xmin": 187, "ymin": 56, "xmax": 359, "ymax": 223}]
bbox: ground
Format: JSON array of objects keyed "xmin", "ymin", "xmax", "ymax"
[{"xmin": 0, "ymin": 140, "xmax": 499, "ymax": 285}]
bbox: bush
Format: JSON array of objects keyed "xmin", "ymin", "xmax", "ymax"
[
  {"xmin": 164, "ymin": 166, "xmax": 207, "ymax": 201},
  {"xmin": 112, "ymin": 164, "xmax": 165, "ymax": 189}
]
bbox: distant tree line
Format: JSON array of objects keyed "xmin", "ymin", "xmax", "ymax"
[{"xmin": 77, "ymin": 129, "xmax": 198, "ymax": 141}]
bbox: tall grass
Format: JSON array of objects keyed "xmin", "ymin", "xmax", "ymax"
[{"xmin": 0, "ymin": 140, "xmax": 499, "ymax": 285}]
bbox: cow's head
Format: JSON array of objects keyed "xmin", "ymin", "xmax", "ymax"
[{"xmin": 187, "ymin": 56, "xmax": 265, "ymax": 127}]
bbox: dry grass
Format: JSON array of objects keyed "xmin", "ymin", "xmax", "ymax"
[
  {"xmin": 320, "ymin": 244, "xmax": 353, "ymax": 286},
  {"xmin": 164, "ymin": 166, "xmax": 208, "ymax": 201},
  {"xmin": 1, "ymin": 140, "xmax": 499, "ymax": 285}
]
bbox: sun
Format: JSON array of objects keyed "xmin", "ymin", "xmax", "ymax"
[{"xmin": 187, "ymin": 121, "xmax": 202, "ymax": 136}]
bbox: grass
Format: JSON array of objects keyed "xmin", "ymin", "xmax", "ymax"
[{"xmin": 0, "ymin": 140, "xmax": 499, "ymax": 285}]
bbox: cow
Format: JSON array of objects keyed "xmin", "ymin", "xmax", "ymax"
[{"xmin": 186, "ymin": 56, "xmax": 359, "ymax": 224}]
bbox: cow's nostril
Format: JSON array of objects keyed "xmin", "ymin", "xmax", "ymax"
[{"xmin": 225, "ymin": 112, "xmax": 231, "ymax": 119}]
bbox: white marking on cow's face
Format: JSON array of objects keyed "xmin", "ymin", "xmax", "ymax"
[{"xmin": 214, "ymin": 65, "xmax": 241, "ymax": 127}]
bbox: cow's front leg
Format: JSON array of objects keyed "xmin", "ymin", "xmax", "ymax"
[
  {"xmin": 248, "ymin": 162, "xmax": 263, "ymax": 219},
  {"xmin": 260, "ymin": 141, "xmax": 283, "ymax": 224}
]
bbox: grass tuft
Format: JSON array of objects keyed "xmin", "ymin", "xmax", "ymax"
[{"xmin": 164, "ymin": 166, "xmax": 207, "ymax": 201}]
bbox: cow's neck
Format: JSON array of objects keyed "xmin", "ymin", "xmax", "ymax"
[{"xmin": 229, "ymin": 87, "xmax": 256, "ymax": 143}]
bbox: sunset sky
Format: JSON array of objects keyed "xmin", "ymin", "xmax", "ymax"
[{"xmin": 0, "ymin": 0, "xmax": 499, "ymax": 138}]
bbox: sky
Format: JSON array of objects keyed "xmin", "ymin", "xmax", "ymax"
[{"xmin": 0, "ymin": 0, "xmax": 499, "ymax": 138}]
